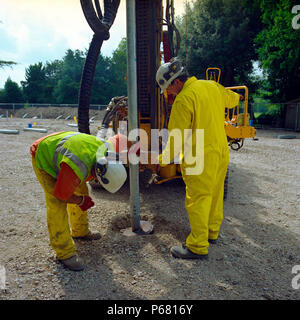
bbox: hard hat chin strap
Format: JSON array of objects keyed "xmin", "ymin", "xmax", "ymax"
[
  {"xmin": 96, "ymin": 156, "xmax": 108, "ymax": 184},
  {"xmin": 95, "ymin": 151, "xmax": 121, "ymax": 185}
]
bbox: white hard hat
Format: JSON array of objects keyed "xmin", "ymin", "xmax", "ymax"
[
  {"xmin": 156, "ymin": 58, "xmax": 184, "ymax": 93},
  {"xmin": 95, "ymin": 151, "xmax": 127, "ymax": 193}
]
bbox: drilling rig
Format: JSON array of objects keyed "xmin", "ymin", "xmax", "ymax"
[
  {"xmin": 78, "ymin": 0, "xmax": 181, "ymax": 185},
  {"xmin": 78, "ymin": 0, "xmax": 256, "ymax": 193}
]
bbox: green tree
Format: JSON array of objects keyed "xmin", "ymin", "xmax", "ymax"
[
  {"xmin": 255, "ymin": 0, "xmax": 300, "ymax": 102},
  {"xmin": 4, "ymin": 38, "xmax": 128, "ymax": 105},
  {"xmin": 91, "ymin": 38, "xmax": 127, "ymax": 105},
  {"xmin": 0, "ymin": 59, "xmax": 17, "ymax": 100},
  {"xmin": 21, "ymin": 62, "xmax": 46, "ymax": 103},
  {"xmin": 0, "ymin": 89, "xmax": 4, "ymax": 102},
  {"xmin": 2, "ymin": 77, "xmax": 24, "ymax": 103},
  {"xmin": 0, "ymin": 60, "xmax": 17, "ymax": 69},
  {"xmin": 53, "ymin": 49, "xmax": 85, "ymax": 104},
  {"xmin": 91, "ymin": 53, "xmax": 114, "ymax": 104},
  {"xmin": 110, "ymin": 37, "xmax": 128, "ymax": 96},
  {"xmin": 44, "ymin": 60, "xmax": 63, "ymax": 103},
  {"xmin": 176, "ymin": 0, "xmax": 262, "ymax": 89}
]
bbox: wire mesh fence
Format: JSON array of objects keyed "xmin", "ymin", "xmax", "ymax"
[
  {"xmin": 0, "ymin": 103, "xmax": 108, "ymax": 120},
  {"xmin": 0, "ymin": 103, "xmax": 107, "ymax": 111},
  {"xmin": 1, "ymin": 102, "xmax": 299, "ymax": 130}
]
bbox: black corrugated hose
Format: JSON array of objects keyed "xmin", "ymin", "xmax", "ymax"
[
  {"xmin": 78, "ymin": 34, "xmax": 104, "ymax": 134},
  {"xmin": 78, "ymin": 0, "xmax": 120, "ymax": 134}
]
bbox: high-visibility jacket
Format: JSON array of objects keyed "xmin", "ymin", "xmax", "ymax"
[{"xmin": 35, "ymin": 131, "xmax": 113, "ymax": 183}]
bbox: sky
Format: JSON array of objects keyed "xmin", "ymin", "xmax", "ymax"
[{"xmin": 0, "ymin": 0, "xmax": 186, "ymax": 89}]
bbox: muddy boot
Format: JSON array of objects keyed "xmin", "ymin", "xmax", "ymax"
[
  {"xmin": 73, "ymin": 231, "xmax": 102, "ymax": 241},
  {"xmin": 59, "ymin": 255, "xmax": 85, "ymax": 271},
  {"xmin": 208, "ymin": 238, "xmax": 218, "ymax": 244},
  {"xmin": 170, "ymin": 245, "xmax": 208, "ymax": 260}
]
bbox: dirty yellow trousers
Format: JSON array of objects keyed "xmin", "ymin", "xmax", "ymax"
[
  {"xmin": 32, "ymin": 157, "xmax": 90, "ymax": 260},
  {"xmin": 182, "ymin": 148, "xmax": 229, "ymax": 255}
]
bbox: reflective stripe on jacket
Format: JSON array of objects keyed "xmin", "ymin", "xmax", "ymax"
[{"xmin": 35, "ymin": 131, "xmax": 113, "ymax": 183}]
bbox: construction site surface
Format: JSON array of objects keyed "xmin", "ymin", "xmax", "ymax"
[{"xmin": 0, "ymin": 112, "xmax": 300, "ymax": 300}]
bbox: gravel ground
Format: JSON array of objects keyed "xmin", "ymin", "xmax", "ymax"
[{"xmin": 0, "ymin": 113, "xmax": 300, "ymax": 301}]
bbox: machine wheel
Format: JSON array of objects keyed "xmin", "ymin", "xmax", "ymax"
[{"xmin": 139, "ymin": 169, "xmax": 154, "ymax": 188}]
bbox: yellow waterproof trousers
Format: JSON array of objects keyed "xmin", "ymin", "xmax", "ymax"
[
  {"xmin": 182, "ymin": 148, "xmax": 229, "ymax": 255},
  {"xmin": 32, "ymin": 157, "xmax": 90, "ymax": 260}
]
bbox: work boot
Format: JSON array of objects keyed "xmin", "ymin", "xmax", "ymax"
[
  {"xmin": 73, "ymin": 231, "xmax": 102, "ymax": 241},
  {"xmin": 59, "ymin": 255, "xmax": 85, "ymax": 271},
  {"xmin": 208, "ymin": 238, "xmax": 218, "ymax": 244},
  {"xmin": 170, "ymin": 245, "xmax": 208, "ymax": 260}
]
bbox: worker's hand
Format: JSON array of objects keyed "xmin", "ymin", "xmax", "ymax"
[
  {"xmin": 79, "ymin": 196, "xmax": 95, "ymax": 211},
  {"xmin": 239, "ymin": 95, "xmax": 244, "ymax": 101}
]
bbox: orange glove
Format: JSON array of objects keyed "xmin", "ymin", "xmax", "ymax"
[{"xmin": 79, "ymin": 196, "xmax": 95, "ymax": 211}]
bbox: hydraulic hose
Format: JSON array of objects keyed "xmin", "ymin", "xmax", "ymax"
[
  {"xmin": 78, "ymin": 0, "xmax": 120, "ymax": 134},
  {"xmin": 78, "ymin": 34, "xmax": 104, "ymax": 134},
  {"xmin": 98, "ymin": 96, "xmax": 127, "ymax": 139},
  {"xmin": 80, "ymin": 0, "xmax": 109, "ymax": 39}
]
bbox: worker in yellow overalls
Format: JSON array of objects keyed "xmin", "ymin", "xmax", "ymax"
[
  {"xmin": 156, "ymin": 58, "xmax": 242, "ymax": 259},
  {"xmin": 31, "ymin": 132, "xmax": 128, "ymax": 271}
]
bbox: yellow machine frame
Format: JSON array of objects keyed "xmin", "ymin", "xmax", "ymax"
[
  {"xmin": 206, "ymin": 67, "xmax": 221, "ymax": 83},
  {"xmin": 206, "ymin": 68, "xmax": 256, "ymax": 150},
  {"xmin": 224, "ymin": 86, "xmax": 256, "ymax": 149}
]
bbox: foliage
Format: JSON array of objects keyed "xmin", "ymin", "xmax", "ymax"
[
  {"xmin": 2, "ymin": 38, "xmax": 128, "ymax": 105},
  {"xmin": 0, "ymin": 60, "xmax": 17, "ymax": 69},
  {"xmin": 44, "ymin": 59, "xmax": 64, "ymax": 103},
  {"xmin": 256, "ymin": 108, "xmax": 282, "ymax": 126},
  {"xmin": 91, "ymin": 54, "xmax": 115, "ymax": 104},
  {"xmin": 1, "ymin": 77, "xmax": 23, "ymax": 103},
  {"xmin": 254, "ymin": 0, "xmax": 300, "ymax": 102},
  {"xmin": 176, "ymin": 0, "xmax": 263, "ymax": 90},
  {"xmin": 1, "ymin": 0, "xmax": 297, "ymax": 109},
  {"xmin": 110, "ymin": 37, "xmax": 128, "ymax": 97},
  {"xmin": 24, "ymin": 102, "xmax": 31, "ymax": 109},
  {"xmin": 21, "ymin": 62, "xmax": 46, "ymax": 103},
  {"xmin": 52, "ymin": 49, "xmax": 85, "ymax": 104},
  {"xmin": 0, "ymin": 59, "xmax": 18, "ymax": 102},
  {"xmin": 91, "ymin": 38, "xmax": 127, "ymax": 104}
]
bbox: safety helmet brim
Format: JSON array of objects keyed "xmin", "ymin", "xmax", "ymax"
[
  {"xmin": 159, "ymin": 67, "xmax": 184, "ymax": 93},
  {"xmin": 95, "ymin": 159, "xmax": 127, "ymax": 193},
  {"xmin": 156, "ymin": 58, "xmax": 184, "ymax": 93}
]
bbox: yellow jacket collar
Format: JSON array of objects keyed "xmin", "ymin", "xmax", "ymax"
[{"xmin": 182, "ymin": 76, "xmax": 197, "ymax": 91}]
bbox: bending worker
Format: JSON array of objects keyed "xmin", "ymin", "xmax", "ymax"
[
  {"xmin": 156, "ymin": 58, "xmax": 242, "ymax": 260},
  {"xmin": 30, "ymin": 131, "xmax": 127, "ymax": 271}
]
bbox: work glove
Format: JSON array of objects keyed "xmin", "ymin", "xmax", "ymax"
[{"xmin": 79, "ymin": 196, "xmax": 95, "ymax": 211}]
